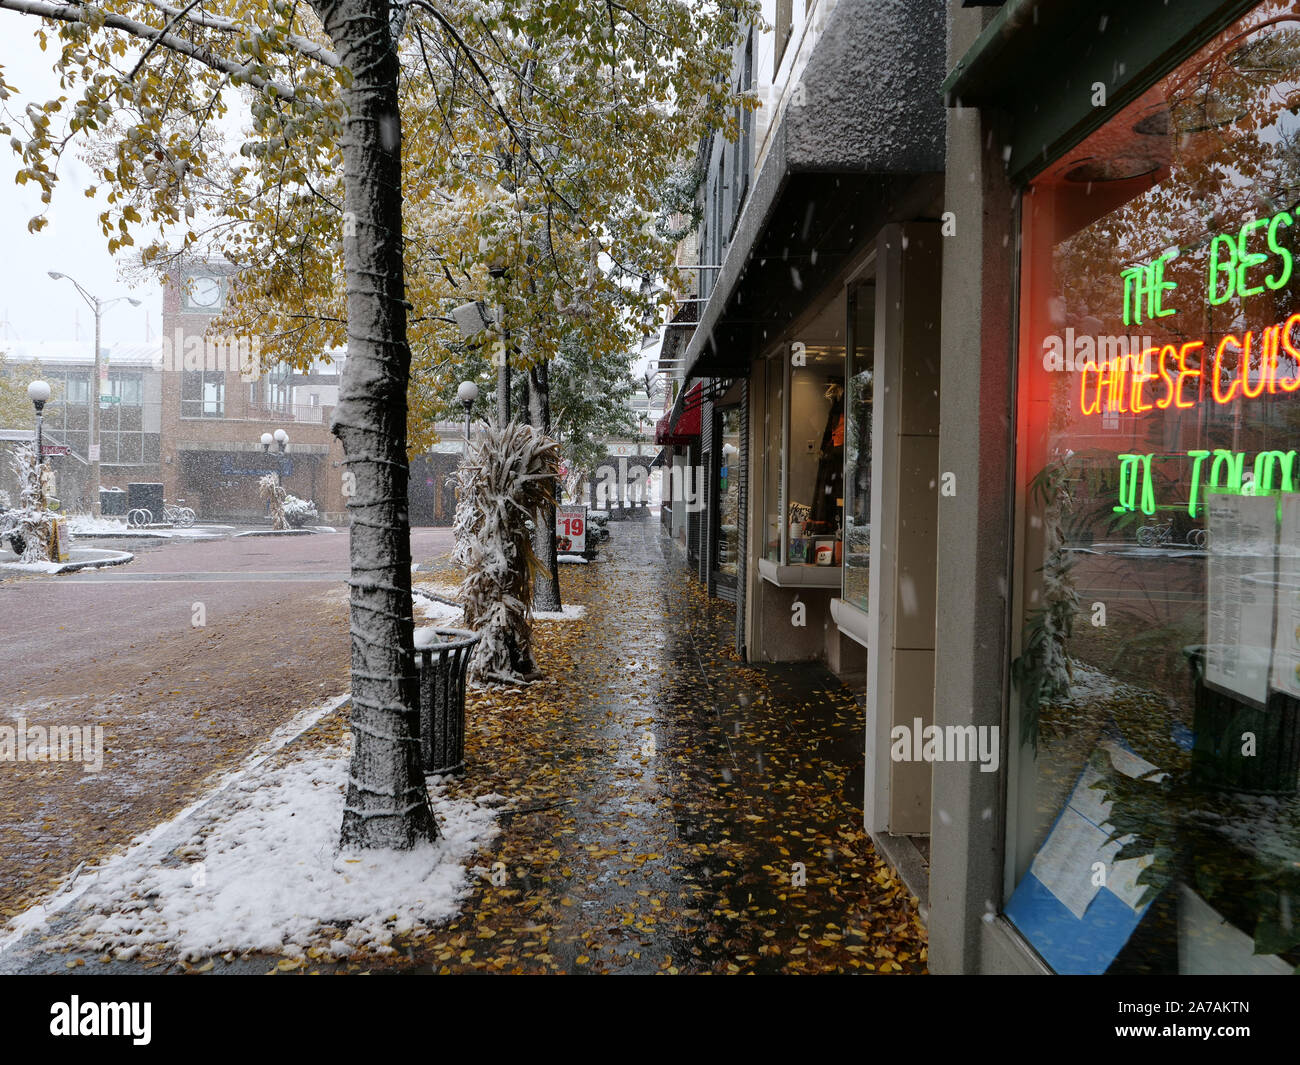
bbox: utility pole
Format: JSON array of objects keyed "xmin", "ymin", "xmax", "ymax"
[{"xmin": 47, "ymin": 272, "xmax": 140, "ymax": 515}]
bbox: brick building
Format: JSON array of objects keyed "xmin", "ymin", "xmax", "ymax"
[{"xmin": 157, "ymin": 263, "xmax": 348, "ymax": 523}]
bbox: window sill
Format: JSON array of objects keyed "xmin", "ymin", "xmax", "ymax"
[
  {"xmin": 757, "ymin": 557, "xmax": 841, "ymax": 588},
  {"xmin": 830, "ymin": 597, "xmax": 871, "ymax": 647}
]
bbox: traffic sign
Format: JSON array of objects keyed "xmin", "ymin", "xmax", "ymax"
[{"xmin": 99, "ymin": 394, "xmax": 120, "ymax": 404}]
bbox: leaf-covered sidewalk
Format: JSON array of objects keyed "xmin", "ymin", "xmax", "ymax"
[{"xmin": 402, "ymin": 521, "xmax": 927, "ymax": 974}]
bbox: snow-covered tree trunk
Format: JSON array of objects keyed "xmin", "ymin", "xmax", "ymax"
[
  {"xmin": 528, "ymin": 360, "xmax": 562, "ymax": 611},
  {"xmin": 317, "ymin": 0, "xmax": 437, "ymax": 850}
]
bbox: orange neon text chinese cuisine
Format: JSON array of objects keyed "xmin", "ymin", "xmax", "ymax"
[{"xmin": 1076, "ymin": 312, "xmax": 1300, "ymax": 416}]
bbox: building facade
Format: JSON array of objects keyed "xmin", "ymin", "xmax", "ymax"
[
  {"xmin": 671, "ymin": 0, "xmax": 1300, "ymax": 975},
  {"xmin": 937, "ymin": 0, "xmax": 1300, "ymax": 976},
  {"xmin": 0, "ymin": 341, "xmax": 163, "ymax": 511},
  {"xmin": 156, "ymin": 263, "xmax": 349, "ymax": 523}
]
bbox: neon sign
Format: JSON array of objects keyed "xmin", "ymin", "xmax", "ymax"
[
  {"xmin": 1113, "ymin": 448, "xmax": 1298, "ymax": 517},
  {"xmin": 1072, "ymin": 209, "xmax": 1300, "ymax": 416},
  {"xmin": 1078, "ymin": 314, "xmax": 1300, "ymax": 415}
]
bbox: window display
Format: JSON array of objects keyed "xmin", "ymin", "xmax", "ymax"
[
  {"xmin": 1008, "ymin": 2, "xmax": 1300, "ymax": 974},
  {"xmin": 716, "ymin": 406, "xmax": 741, "ymax": 577},
  {"xmin": 786, "ymin": 352, "xmax": 845, "ymax": 565}
]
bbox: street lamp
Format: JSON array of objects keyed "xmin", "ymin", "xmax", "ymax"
[
  {"xmin": 27, "ymin": 380, "xmax": 50, "ymax": 505},
  {"xmin": 48, "ymin": 271, "xmax": 142, "ymax": 515},
  {"xmin": 260, "ymin": 427, "xmax": 290, "ymax": 481},
  {"xmin": 260, "ymin": 429, "xmax": 289, "ymax": 454},
  {"xmin": 457, "ymin": 380, "xmax": 479, "ymax": 458}
]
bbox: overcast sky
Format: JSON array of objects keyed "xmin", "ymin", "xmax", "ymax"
[{"xmin": 0, "ymin": 12, "xmax": 160, "ymax": 351}]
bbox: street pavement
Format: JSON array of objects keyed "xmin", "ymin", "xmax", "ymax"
[
  {"xmin": 0, "ymin": 526, "xmax": 454, "ymax": 922},
  {"xmin": 0, "ymin": 521, "xmax": 926, "ymax": 973}
]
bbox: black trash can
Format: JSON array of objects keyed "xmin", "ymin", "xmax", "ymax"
[
  {"xmin": 416, "ymin": 627, "xmax": 480, "ymax": 775},
  {"xmin": 99, "ymin": 487, "xmax": 127, "ymax": 516},
  {"xmin": 1184, "ymin": 645, "xmax": 1300, "ymax": 794}
]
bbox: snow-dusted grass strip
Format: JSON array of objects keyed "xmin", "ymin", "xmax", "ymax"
[
  {"xmin": 0, "ymin": 694, "xmax": 349, "ymax": 954},
  {"xmin": 43, "ymin": 743, "xmax": 497, "ymax": 963},
  {"xmin": 557, "ymin": 555, "xmax": 589, "ymax": 564}
]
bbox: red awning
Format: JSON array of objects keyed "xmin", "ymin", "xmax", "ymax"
[{"xmin": 654, "ymin": 382, "xmax": 703, "ymax": 446}]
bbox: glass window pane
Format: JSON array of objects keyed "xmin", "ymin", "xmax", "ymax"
[
  {"xmin": 764, "ymin": 356, "xmax": 784, "ymax": 561},
  {"xmin": 844, "ymin": 283, "xmax": 875, "ymax": 610},
  {"xmin": 716, "ymin": 406, "xmax": 741, "ymax": 576},
  {"xmin": 788, "ymin": 346, "xmax": 845, "ymax": 565},
  {"xmin": 1008, "ymin": 3, "xmax": 1300, "ymax": 975}
]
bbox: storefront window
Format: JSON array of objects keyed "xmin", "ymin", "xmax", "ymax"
[
  {"xmin": 787, "ymin": 349, "xmax": 845, "ymax": 565},
  {"xmin": 844, "ymin": 283, "xmax": 875, "ymax": 610},
  {"xmin": 716, "ymin": 405, "xmax": 741, "ymax": 577},
  {"xmin": 763, "ymin": 354, "xmax": 784, "ymax": 562},
  {"xmin": 1008, "ymin": 2, "xmax": 1300, "ymax": 975}
]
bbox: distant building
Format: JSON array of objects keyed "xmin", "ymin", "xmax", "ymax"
[
  {"xmin": 0, "ymin": 340, "xmax": 162, "ymax": 510},
  {"xmin": 155, "ymin": 263, "xmax": 348, "ymax": 523}
]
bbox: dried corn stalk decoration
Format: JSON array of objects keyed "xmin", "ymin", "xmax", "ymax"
[
  {"xmin": 258, "ymin": 474, "xmax": 288, "ymax": 530},
  {"xmin": 452, "ymin": 420, "xmax": 560, "ymax": 684}
]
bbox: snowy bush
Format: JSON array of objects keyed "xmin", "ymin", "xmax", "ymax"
[
  {"xmin": 2, "ymin": 444, "xmax": 56, "ymax": 562},
  {"xmin": 452, "ymin": 420, "xmax": 560, "ymax": 684},
  {"xmin": 282, "ymin": 493, "xmax": 319, "ymax": 528}
]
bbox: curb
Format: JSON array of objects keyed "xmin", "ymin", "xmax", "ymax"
[
  {"xmin": 0, "ymin": 550, "xmax": 135, "ymax": 576},
  {"xmin": 232, "ymin": 528, "xmax": 317, "ymax": 538}
]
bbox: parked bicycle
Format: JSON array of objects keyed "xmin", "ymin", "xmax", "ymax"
[
  {"xmin": 127, "ymin": 500, "xmax": 195, "ymax": 528},
  {"xmin": 1137, "ymin": 521, "xmax": 1206, "ymax": 548},
  {"xmin": 163, "ymin": 499, "xmax": 195, "ymax": 528}
]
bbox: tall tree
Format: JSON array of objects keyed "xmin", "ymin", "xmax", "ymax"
[{"xmin": 0, "ymin": 0, "xmax": 437, "ymax": 849}]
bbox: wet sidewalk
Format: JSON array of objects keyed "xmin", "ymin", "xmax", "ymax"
[
  {"xmin": 398, "ymin": 521, "xmax": 928, "ymax": 973},
  {"xmin": 0, "ymin": 521, "xmax": 927, "ymax": 974}
]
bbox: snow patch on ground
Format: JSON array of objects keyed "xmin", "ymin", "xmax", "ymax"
[
  {"xmin": 414, "ymin": 594, "xmax": 462, "ymax": 622},
  {"xmin": 0, "ymin": 559, "xmax": 64, "ymax": 573},
  {"xmin": 35, "ymin": 739, "xmax": 497, "ymax": 962},
  {"xmin": 1061, "ymin": 662, "xmax": 1146, "ymax": 705},
  {"xmin": 533, "ymin": 605, "xmax": 586, "ymax": 620},
  {"xmin": 415, "ymin": 624, "xmax": 472, "ymax": 648},
  {"xmin": 64, "ymin": 516, "xmax": 227, "ymax": 539},
  {"xmin": 557, "ymin": 555, "xmax": 589, "ymax": 565},
  {"xmin": 66, "ymin": 515, "xmax": 130, "ymax": 534}
]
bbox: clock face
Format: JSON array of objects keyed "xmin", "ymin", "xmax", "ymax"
[{"xmin": 187, "ymin": 275, "xmax": 222, "ymax": 309}]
